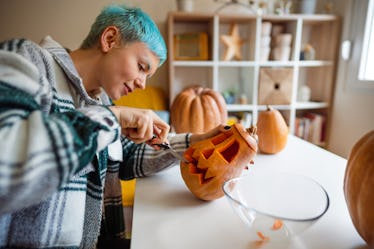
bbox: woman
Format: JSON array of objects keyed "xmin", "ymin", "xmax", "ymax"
[{"xmin": 0, "ymin": 4, "xmax": 225, "ymax": 249}]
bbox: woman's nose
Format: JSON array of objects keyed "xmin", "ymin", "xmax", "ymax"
[{"xmin": 134, "ymin": 76, "xmax": 146, "ymax": 90}]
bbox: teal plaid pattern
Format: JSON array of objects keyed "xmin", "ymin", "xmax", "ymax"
[
  {"xmin": 0, "ymin": 37, "xmax": 190, "ymax": 249},
  {"xmin": 0, "ymin": 37, "xmax": 119, "ymax": 248}
]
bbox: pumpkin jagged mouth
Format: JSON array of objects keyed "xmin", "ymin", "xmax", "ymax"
[
  {"xmin": 188, "ymin": 163, "xmax": 214, "ymax": 184},
  {"xmin": 184, "ymin": 148, "xmax": 214, "ymax": 184},
  {"xmin": 184, "ymin": 140, "xmax": 240, "ymax": 185}
]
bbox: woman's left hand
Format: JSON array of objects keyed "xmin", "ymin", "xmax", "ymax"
[{"xmin": 189, "ymin": 124, "xmax": 230, "ymax": 145}]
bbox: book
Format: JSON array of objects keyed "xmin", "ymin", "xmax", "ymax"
[{"xmin": 294, "ymin": 113, "xmax": 326, "ymax": 146}]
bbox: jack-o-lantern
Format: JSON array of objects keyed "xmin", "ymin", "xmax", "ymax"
[{"xmin": 180, "ymin": 123, "xmax": 258, "ymax": 201}]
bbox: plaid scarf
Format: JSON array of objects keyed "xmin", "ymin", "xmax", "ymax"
[{"xmin": 0, "ymin": 37, "xmax": 188, "ymax": 249}]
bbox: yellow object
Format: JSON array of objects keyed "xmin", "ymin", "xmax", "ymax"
[
  {"xmin": 227, "ymin": 117, "xmax": 238, "ymax": 126},
  {"xmin": 120, "ymin": 179, "xmax": 136, "ymax": 206},
  {"xmin": 113, "ymin": 86, "xmax": 167, "ymax": 111},
  {"xmin": 114, "ymin": 86, "xmax": 168, "ymax": 207},
  {"xmin": 173, "ymin": 32, "xmax": 209, "ymax": 61}
]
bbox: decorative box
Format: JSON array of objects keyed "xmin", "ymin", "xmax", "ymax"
[
  {"xmin": 258, "ymin": 68, "xmax": 293, "ymax": 105},
  {"xmin": 173, "ymin": 32, "xmax": 209, "ymax": 60}
]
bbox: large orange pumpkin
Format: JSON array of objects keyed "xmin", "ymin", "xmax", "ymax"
[
  {"xmin": 180, "ymin": 123, "xmax": 258, "ymax": 201},
  {"xmin": 256, "ymin": 106, "xmax": 288, "ymax": 154},
  {"xmin": 343, "ymin": 130, "xmax": 374, "ymax": 246},
  {"xmin": 170, "ymin": 86, "xmax": 227, "ymax": 133}
]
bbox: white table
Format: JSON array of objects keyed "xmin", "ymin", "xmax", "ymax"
[{"xmin": 130, "ymin": 136, "xmax": 368, "ymax": 249}]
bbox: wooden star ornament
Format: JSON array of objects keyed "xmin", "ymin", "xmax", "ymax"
[{"xmin": 220, "ymin": 23, "xmax": 246, "ymax": 61}]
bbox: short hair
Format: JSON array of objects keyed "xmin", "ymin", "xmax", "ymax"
[{"xmin": 81, "ymin": 4, "xmax": 167, "ymax": 66}]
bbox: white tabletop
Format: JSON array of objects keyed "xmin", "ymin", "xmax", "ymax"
[{"xmin": 130, "ymin": 135, "xmax": 367, "ymax": 249}]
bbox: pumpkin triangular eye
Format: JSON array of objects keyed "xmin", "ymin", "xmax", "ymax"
[
  {"xmin": 220, "ymin": 140, "xmax": 239, "ymax": 163},
  {"xmin": 211, "ymin": 130, "xmax": 234, "ymax": 145}
]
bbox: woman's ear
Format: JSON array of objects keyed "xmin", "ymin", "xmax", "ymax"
[{"xmin": 100, "ymin": 26, "xmax": 121, "ymax": 52}]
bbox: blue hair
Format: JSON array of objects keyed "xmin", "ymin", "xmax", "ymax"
[{"xmin": 81, "ymin": 4, "xmax": 167, "ymax": 66}]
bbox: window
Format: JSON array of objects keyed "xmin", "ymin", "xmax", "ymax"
[
  {"xmin": 359, "ymin": 0, "xmax": 374, "ymax": 81},
  {"xmin": 344, "ymin": 0, "xmax": 374, "ymax": 90}
]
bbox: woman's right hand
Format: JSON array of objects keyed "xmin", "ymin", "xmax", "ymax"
[{"xmin": 109, "ymin": 106, "xmax": 170, "ymax": 145}]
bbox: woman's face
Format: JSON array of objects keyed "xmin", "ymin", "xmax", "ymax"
[{"xmin": 97, "ymin": 41, "xmax": 160, "ymax": 100}]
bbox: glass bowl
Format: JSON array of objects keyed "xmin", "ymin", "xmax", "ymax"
[{"xmin": 222, "ymin": 169, "xmax": 329, "ymax": 245}]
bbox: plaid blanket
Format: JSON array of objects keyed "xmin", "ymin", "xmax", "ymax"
[{"xmin": 0, "ymin": 37, "xmax": 187, "ymax": 249}]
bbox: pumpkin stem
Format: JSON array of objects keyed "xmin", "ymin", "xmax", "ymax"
[
  {"xmin": 247, "ymin": 125, "xmax": 257, "ymax": 136},
  {"xmin": 246, "ymin": 125, "xmax": 258, "ymax": 144}
]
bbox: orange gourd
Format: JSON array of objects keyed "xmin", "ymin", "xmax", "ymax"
[
  {"xmin": 180, "ymin": 124, "xmax": 258, "ymax": 201},
  {"xmin": 344, "ymin": 130, "xmax": 374, "ymax": 246},
  {"xmin": 256, "ymin": 106, "xmax": 288, "ymax": 154},
  {"xmin": 170, "ymin": 86, "xmax": 227, "ymax": 133}
]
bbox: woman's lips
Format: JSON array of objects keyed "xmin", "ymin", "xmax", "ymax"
[{"xmin": 123, "ymin": 83, "xmax": 133, "ymax": 96}]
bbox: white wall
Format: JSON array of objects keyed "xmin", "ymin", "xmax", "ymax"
[
  {"xmin": 0, "ymin": 0, "xmax": 220, "ymax": 93},
  {"xmin": 327, "ymin": 0, "xmax": 374, "ymax": 158},
  {"xmin": 0, "ymin": 0, "xmax": 372, "ymax": 158}
]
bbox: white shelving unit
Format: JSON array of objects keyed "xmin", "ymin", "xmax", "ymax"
[{"xmin": 168, "ymin": 11, "xmax": 341, "ymax": 146}]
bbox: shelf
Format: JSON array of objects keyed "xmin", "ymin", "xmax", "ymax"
[
  {"xmin": 173, "ymin": 60, "xmax": 333, "ymax": 67},
  {"xmin": 168, "ymin": 12, "xmax": 341, "ymax": 147},
  {"xmin": 258, "ymin": 105, "xmax": 292, "ymax": 111},
  {"xmin": 258, "ymin": 61, "xmax": 295, "ymax": 67},
  {"xmin": 169, "ymin": 11, "xmax": 339, "ymax": 21},
  {"xmin": 218, "ymin": 61, "xmax": 257, "ymax": 67},
  {"xmin": 227, "ymin": 104, "xmax": 255, "ymax": 112},
  {"xmin": 298, "ymin": 60, "xmax": 334, "ymax": 67},
  {"xmin": 295, "ymin": 101, "xmax": 329, "ymax": 109},
  {"xmin": 226, "ymin": 102, "xmax": 328, "ymax": 112},
  {"xmin": 173, "ymin": 61, "xmax": 214, "ymax": 66}
]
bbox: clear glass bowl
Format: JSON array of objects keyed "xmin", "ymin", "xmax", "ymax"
[{"xmin": 222, "ymin": 170, "xmax": 329, "ymax": 245}]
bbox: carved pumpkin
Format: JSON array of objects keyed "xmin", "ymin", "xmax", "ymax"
[
  {"xmin": 180, "ymin": 124, "xmax": 258, "ymax": 201},
  {"xmin": 256, "ymin": 106, "xmax": 288, "ymax": 154},
  {"xmin": 344, "ymin": 130, "xmax": 374, "ymax": 246},
  {"xmin": 170, "ymin": 86, "xmax": 227, "ymax": 133}
]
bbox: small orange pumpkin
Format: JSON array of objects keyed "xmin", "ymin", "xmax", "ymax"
[
  {"xmin": 170, "ymin": 86, "xmax": 227, "ymax": 133},
  {"xmin": 344, "ymin": 130, "xmax": 374, "ymax": 246},
  {"xmin": 180, "ymin": 124, "xmax": 258, "ymax": 201},
  {"xmin": 256, "ymin": 106, "xmax": 288, "ymax": 154}
]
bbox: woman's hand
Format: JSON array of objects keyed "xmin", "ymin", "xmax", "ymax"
[
  {"xmin": 189, "ymin": 124, "xmax": 230, "ymax": 145},
  {"xmin": 109, "ymin": 106, "xmax": 170, "ymax": 145}
]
